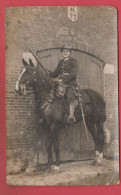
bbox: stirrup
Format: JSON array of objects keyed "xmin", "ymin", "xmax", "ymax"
[
  {"xmin": 39, "ymin": 118, "xmax": 43, "ymax": 124},
  {"xmin": 68, "ymin": 116, "xmax": 76, "ymax": 123}
]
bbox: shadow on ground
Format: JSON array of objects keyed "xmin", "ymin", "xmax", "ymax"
[{"xmin": 7, "ymin": 159, "xmax": 119, "ymax": 186}]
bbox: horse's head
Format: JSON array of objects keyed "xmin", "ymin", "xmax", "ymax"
[{"xmin": 15, "ymin": 58, "xmax": 36, "ymax": 95}]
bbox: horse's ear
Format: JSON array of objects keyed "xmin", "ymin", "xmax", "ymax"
[
  {"xmin": 29, "ymin": 58, "xmax": 35, "ymax": 67},
  {"xmin": 22, "ymin": 58, "xmax": 29, "ymax": 67}
]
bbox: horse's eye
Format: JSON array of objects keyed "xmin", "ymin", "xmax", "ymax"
[{"xmin": 20, "ymin": 67, "xmax": 25, "ymax": 73}]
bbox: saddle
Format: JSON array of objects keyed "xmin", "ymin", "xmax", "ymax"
[
  {"xmin": 40, "ymin": 84, "xmax": 91, "ymax": 124},
  {"xmin": 56, "ymin": 83, "xmax": 67, "ymax": 97},
  {"xmin": 54, "ymin": 85, "xmax": 91, "ymax": 123},
  {"xmin": 61, "ymin": 89, "xmax": 91, "ymax": 124}
]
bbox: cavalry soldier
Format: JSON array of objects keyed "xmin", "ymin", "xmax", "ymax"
[{"xmin": 49, "ymin": 45, "xmax": 78, "ymax": 123}]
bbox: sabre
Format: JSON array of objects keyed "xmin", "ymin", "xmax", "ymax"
[
  {"xmin": 76, "ymin": 87, "xmax": 89, "ymax": 142},
  {"xmin": 24, "ymin": 41, "xmax": 52, "ymax": 84}
]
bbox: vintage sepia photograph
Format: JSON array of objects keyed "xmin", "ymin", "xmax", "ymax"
[{"xmin": 5, "ymin": 6, "xmax": 119, "ymax": 185}]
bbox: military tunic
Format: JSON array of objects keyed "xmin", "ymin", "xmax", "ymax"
[{"xmin": 50, "ymin": 58, "xmax": 78, "ymax": 104}]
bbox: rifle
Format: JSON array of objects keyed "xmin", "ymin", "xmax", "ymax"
[{"xmin": 25, "ymin": 41, "xmax": 52, "ymax": 84}]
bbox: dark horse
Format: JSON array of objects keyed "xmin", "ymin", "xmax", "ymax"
[{"xmin": 15, "ymin": 58, "xmax": 106, "ymax": 171}]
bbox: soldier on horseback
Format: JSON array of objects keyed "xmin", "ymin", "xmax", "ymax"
[
  {"xmin": 16, "ymin": 43, "xmax": 106, "ymax": 167},
  {"xmin": 49, "ymin": 45, "xmax": 78, "ymax": 123}
]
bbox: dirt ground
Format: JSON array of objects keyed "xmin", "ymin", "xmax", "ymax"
[{"xmin": 7, "ymin": 159, "xmax": 119, "ymax": 186}]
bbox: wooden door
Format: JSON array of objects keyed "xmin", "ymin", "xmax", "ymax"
[{"xmin": 36, "ymin": 48, "xmax": 104, "ymax": 162}]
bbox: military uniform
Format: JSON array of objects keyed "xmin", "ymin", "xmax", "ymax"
[{"xmin": 50, "ymin": 58, "xmax": 78, "ymax": 104}]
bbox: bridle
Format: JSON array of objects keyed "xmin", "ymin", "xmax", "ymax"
[
  {"xmin": 16, "ymin": 67, "xmax": 37, "ymax": 95},
  {"xmin": 16, "ymin": 66, "xmax": 52, "ymax": 95}
]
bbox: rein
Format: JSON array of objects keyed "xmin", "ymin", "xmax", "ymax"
[
  {"xmin": 25, "ymin": 41, "xmax": 53, "ymax": 85},
  {"xmin": 23, "ymin": 67, "xmax": 52, "ymax": 95}
]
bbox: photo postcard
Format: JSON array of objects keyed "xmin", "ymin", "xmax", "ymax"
[{"xmin": 5, "ymin": 6, "xmax": 119, "ymax": 186}]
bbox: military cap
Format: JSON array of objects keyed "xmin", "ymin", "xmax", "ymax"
[{"xmin": 61, "ymin": 45, "xmax": 71, "ymax": 52}]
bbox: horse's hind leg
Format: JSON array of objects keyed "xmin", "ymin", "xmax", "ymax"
[
  {"xmin": 86, "ymin": 119, "xmax": 99, "ymax": 165},
  {"xmin": 86, "ymin": 118, "xmax": 105, "ymax": 165},
  {"xmin": 95, "ymin": 120, "xmax": 105, "ymax": 165}
]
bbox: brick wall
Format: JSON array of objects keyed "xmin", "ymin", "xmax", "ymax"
[
  {"xmin": 104, "ymin": 65, "xmax": 119, "ymax": 158},
  {"xmin": 5, "ymin": 6, "xmax": 118, "ymax": 162}
]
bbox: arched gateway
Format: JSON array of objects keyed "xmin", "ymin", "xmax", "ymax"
[{"xmin": 29, "ymin": 39, "xmax": 105, "ymax": 163}]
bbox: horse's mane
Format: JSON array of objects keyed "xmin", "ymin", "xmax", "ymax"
[{"xmin": 36, "ymin": 64, "xmax": 52, "ymax": 90}]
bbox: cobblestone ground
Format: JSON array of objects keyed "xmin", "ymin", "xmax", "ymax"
[{"xmin": 7, "ymin": 159, "xmax": 119, "ymax": 186}]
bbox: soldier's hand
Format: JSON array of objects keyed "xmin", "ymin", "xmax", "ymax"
[
  {"xmin": 46, "ymin": 68, "xmax": 51, "ymax": 74},
  {"xmin": 57, "ymin": 79, "xmax": 62, "ymax": 83},
  {"xmin": 52, "ymin": 78, "xmax": 62, "ymax": 83}
]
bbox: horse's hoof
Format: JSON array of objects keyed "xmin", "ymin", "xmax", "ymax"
[
  {"xmin": 21, "ymin": 167, "xmax": 26, "ymax": 172},
  {"xmin": 51, "ymin": 165, "xmax": 60, "ymax": 172},
  {"xmin": 45, "ymin": 169, "xmax": 52, "ymax": 174},
  {"xmin": 50, "ymin": 166, "xmax": 60, "ymax": 174},
  {"xmin": 50, "ymin": 169, "xmax": 59, "ymax": 174},
  {"xmin": 91, "ymin": 161, "xmax": 97, "ymax": 166},
  {"xmin": 95, "ymin": 162, "xmax": 102, "ymax": 167},
  {"xmin": 25, "ymin": 166, "xmax": 36, "ymax": 173},
  {"xmin": 44, "ymin": 165, "xmax": 52, "ymax": 173}
]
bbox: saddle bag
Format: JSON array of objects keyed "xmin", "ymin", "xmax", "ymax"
[{"xmin": 56, "ymin": 83, "xmax": 67, "ymax": 97}]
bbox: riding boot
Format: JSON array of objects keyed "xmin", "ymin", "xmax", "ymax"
[{"xmin": 68, "ymin": 102, "xmax": 76, "ymax": 123}]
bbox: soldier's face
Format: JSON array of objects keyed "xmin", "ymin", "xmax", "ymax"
[{"xmin": 62, "ymin": 49, "xmax": 70, "ymax": 59}]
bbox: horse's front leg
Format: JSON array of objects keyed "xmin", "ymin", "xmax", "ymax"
[
  {"xmin": 45, "ymin": 130, "xmax": 53, "ymax": 170},
  {"xmin": 51, "ymin": 124, "xmax": 60, "ymax": 172},
  {"xmin": 53, "ymin": 129, "xmax": 60, "ymax": 166}
]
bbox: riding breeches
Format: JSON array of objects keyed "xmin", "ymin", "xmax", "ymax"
[{"xmin": 66, "ymin": 85, "xmax": 77, "ymax": 104}]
